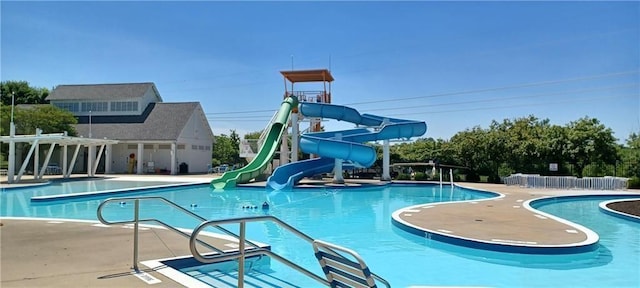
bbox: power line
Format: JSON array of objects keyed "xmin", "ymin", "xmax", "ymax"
[
  {"xmin": 361, "ymin": 83, "xmax": 638, "ymax": 113},
  {"xmin": 207, "ymin": 93, "xmax": 634, "ymax": 123},
  {"xmin": 207, "ymin": 109, "xmax": 275, "ymax": 115},
  {"xmin": 204, "ymin": 70, "xmax": 638, "ymax": 115},
  {"xmin": 385, "ymin": 93, "xmax": 635, "ymax": 117},
  {"xmin": 208, "ymin": 115, "xmax": 274, "ymax": 120},
  {"xmin": 205, "ymin": 83, "xmax": 637, "ymax": 120},
  {"xmin": 344, "ymin": 70, "xmax": 639, "ymax": 106}
]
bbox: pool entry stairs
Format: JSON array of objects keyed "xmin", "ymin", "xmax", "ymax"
[{"xmin": 97, "ymin": 196, "xmax": 390, "ymax": 287}]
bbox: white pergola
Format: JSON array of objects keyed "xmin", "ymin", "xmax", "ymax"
[{"xmin": 1, "ymin": 128, "xmax": 119, "ymax": 184}]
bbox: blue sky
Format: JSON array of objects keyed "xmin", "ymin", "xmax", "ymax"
[{"xmin": 2, "ymin": 1, "xmax": 639, "ymax": 144}]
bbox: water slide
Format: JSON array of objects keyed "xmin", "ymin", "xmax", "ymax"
[
  {"xmin": 211, "ymin": 96, "xmax": 298, "ymax": 190},
  {"xmin": 266, "ymin": 102, "xmax": 427, "ymax": 190}
]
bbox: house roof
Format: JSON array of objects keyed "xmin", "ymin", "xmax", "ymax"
[
  {"xmin": 47, "ymin": 82, "xmax": 161, "ymax": 101},
  {"xmin": 75, "ymin": 102, "xmax": 213, "ymax": 141}
]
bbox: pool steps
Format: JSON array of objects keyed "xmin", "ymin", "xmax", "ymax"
[{"xmin": 98, "ymin": 195, "xmax": 390, "ymax": 288}]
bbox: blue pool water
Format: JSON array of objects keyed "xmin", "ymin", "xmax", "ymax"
[{"xmin": 1, "ymin": 183, "xmax": 639, "ymax": 287}]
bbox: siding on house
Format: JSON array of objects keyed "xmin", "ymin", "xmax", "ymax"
[{"xmin": 46, "ymin": 82, "xmax": 214, "ymax": 174}]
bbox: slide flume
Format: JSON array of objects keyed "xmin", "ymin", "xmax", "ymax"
[
  {"xmin": 211, "ymin": 96, "xmax": 298, "ymax": 190},
  {"xmin": 266, "ymin": 102, "xmax": 426, "ymax": 190}
]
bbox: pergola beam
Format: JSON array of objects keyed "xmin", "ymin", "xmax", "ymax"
[{"xmin": 0, "ymin": 131, "xmax": 119, "ymax": 184}]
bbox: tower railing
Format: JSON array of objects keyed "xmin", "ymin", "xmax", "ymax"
[{"xmin": 289, "ymin": 91, "xmax": 331, "ymax": 103}]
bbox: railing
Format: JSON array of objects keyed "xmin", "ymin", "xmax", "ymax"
[
  {"xmin": 314, "ymin": 239, "xmax": 390, "ymax": 288},
  {"xmin": 289, "ymin": 90, "xmax": 331, "ymax": 104},
  {"xmin": 190, "ymin": 215, "xmax": 390, "ymax": 288},
  {"xmin": 96, "ymin": 196, "xmax": 262, "ymax": 271},
  {"xmin": 258, "ymin": 110, "xmax": 279, "ymax": 148},
  {"xmin": 98, "ymin": 196, "xmax": 390, "ymax": 288},
  {"xmin": 504, "ymin": 173, "xmax": 629, "ymax": 190},
  {"xmin": 239, "ymin": 110, "xmax": 278, "ymax": 158}
]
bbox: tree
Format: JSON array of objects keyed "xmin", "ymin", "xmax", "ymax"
[
  {"xmin": 1, "ymin": 104, "xmax": 77, "ymax": 136},
  {"xmin": 244, "ymin": 131, "xmax": 262, "ymax": 140},
  {"xmin": 449, "ymin": 126, "xmax": 490, "ymax": 181},
  {"xmin": 619, "ymin": 132, "xmax": 640, "ymax": 178},
  {"xmin": 493, "ymin": 116, "xmax": 550, "ymax": 174},
  {"xmin": 627, "ymin": 132, "xmax": 640, "ymax": 149},
  {"xmin": 212, "ymin": 129, "xmax": 241, "ymax": 165},
  {"xmin": 1, "ymin": 81, "xmax": 49, "ymax": 105},
  {"xmin": 541, "ymin": 124, "xmax": 570, "ymax": 174},
  {"xmin": 564, "ymin": 117, "xmax": 617, "ymax": 177}
]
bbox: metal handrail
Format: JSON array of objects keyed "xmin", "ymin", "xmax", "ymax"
[
  {"xmin": 98, "ymin": 196, "xmax": 390, "ymax": 287},
  {"xmin": 96, "ymin": 196, "xmax": 263, "ymax": 270},
  {"xmin": 190, "ymin": 215, "xmax": 390, "ymax": 288},
  {"xmin": 314, "ymin": 239, "xmax": 391, "ymax": 288},
  {"xmin": 258, "ymin": 110, "xmax": 279, "ymax": 148}
]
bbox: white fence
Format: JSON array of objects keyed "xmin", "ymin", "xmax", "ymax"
[{"xmin": 504, "ymin": 173, "xmax": 629, "ymax": 190}]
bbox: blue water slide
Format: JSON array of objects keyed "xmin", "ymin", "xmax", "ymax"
[
  {"xmin": 267, "ymin": 157, "xmax": 335, "ymax": 190},
  {"xmin": 266, "ymin": 129, "xmax": 367, "ymax": 190},
  {"xmin": 266, "ymin": 102, "xmax": 426, "ymax": 190},
  {"xmin": 299, "ymin": 129, "xmax": 378, "ymax": 167}
]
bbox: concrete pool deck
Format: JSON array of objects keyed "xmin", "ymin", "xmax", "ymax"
[{"xmin": 1, "ymin": 174, "xmax": 639, "ymax": 287}]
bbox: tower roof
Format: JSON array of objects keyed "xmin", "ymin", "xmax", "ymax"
[{"xmin": 281, "ymin": 69, "xmax": 334, "ymax": 83}]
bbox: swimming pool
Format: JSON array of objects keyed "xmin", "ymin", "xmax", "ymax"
[{"xmin": 1, "ymin": 183, "xmax": 639, "ymax": 287}]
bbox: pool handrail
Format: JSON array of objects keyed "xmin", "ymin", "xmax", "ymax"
[
  {"xmin": 191, "ymin": 215, "xmax": 391, "ymax": 288},
  {"xmin": 96, "ymin": 196, "xmax": 264, "ymax": 270},
  {"xmin": 97, "ymin": 195, "xmax": 390, "ymax": 288}
]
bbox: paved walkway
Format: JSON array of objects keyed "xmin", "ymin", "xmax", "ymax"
[{"xmin": 1, "ymin": 219, "xmax": 199, "ymax": 287}]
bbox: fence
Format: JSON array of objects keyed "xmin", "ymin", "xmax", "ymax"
[{"xmin": 504, "ymin": 173, "xmax": 629, "ymax": 190}]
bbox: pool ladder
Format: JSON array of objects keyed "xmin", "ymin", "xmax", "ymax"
[{"xmin": 97, "ymin": 196, "xmax": 390, "ymax": 288}]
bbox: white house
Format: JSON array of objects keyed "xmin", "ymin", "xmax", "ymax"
[{"xmin": 47, "ymin": 82, "xmax": 214, "ymax": 175}]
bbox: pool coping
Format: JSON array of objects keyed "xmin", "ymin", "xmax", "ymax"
[
  {"xmin": 599, "ymin": 198, "xmax": 640, "ymax": 223},
  {"xmin": 30, "ymin": 181, "xmax": 209, "ymax": 202}
]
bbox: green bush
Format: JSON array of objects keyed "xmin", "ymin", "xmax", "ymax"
[
  {"xmin": 582, "ymin": 163, "xmax": 614, "ymax": 177},
  {"xmin": 487, "ymin": 174, "xmax": 502, "ymax": 184},
  {"xmin": 497, "ymin": 163, "xmax": 515, "ymax": 178},
  {"xmin": 413, "ymin": 172, "xmax": 428, "ymax": 181},
  {"xmin": 628, "ymin": 177, "xmax": 640, "ymax": 189},
  {"xmin": 465, "ymin": 173, "xmax": 481, "ymax": 182},
  {"xmin": 396, "ymin": 173, "xmax": 411, "ymax": 180}
]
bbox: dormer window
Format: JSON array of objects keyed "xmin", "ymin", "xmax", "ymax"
[
  {"xmin": 111, "ymin": 101, "xmax": 139, "ymax": 112},
  {"xmin": 53, "ymin": 102, "xmax": 80, "ymax": 112},
  {"xmin": 81, "ymin": 102, "xmax": 108, "ymax": 112}
]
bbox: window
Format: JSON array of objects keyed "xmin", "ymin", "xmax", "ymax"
[
  {"xmin": 178, "ymin": 144, "xmax": 185, "ymax": 150},
  {"xmin": 111, "ymin": 101, "xmax": 138, "ymax": 112},
  {"xmin": 192, "ymin": 145, "xmax": 198, "ymax": 150},
  {"xmin": 159, "ymin": 145, "xmax": 171, "ymax": 150},
  {"xmin": 81, "ymin": 102, "xmax": 108, "ymax": 112},
  {"xmin": 54, "ymin": 102, "xmax": 79, "ymax": 112}
]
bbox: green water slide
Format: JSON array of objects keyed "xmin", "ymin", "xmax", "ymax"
[{"xmin": 210, "ymin": 96, "xmax": 298, "ymax": 190}]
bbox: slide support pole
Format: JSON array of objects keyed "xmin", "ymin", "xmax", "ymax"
[
  {"xmin": 382, "ymin": 139, "xmax": 391, "ymax": 181},
  {"xmin": 332, "ymin": 133, "xmax": 344, "ymax": 184}
]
